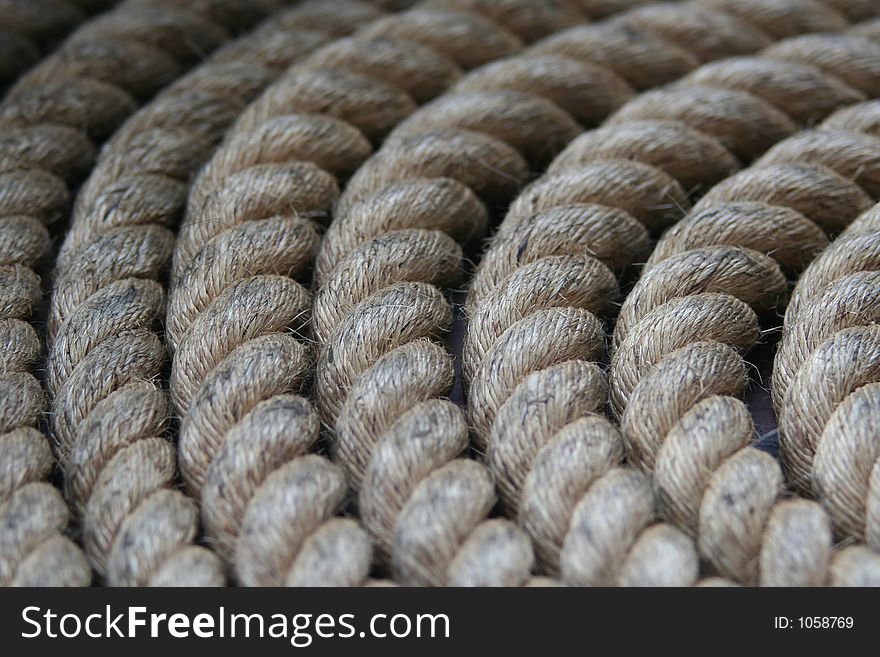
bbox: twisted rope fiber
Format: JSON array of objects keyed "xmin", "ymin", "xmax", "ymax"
[
  {"xmin": 0, "ymin": 0, "xmax": 283, "ymax": 588},
  {"xmin": 462, "ymin": 6, "xmax": 879, "ymax": 585},
  {"xmin": 0, "ymin": 0, "xmax": 117, "ymax": 88},
  {"xmin": 311, "ymin": 0, "xmax": 706, "ymax": 585},
  {"xmin": 5, "ymin": 0, "xmax": 281, "ymax": 588},
  {"xmin": 603, "ymin": 68, "xmax": 880, "ymax": 585},
  {"xmin": 42, "ymin": 1, "xmax": 394, "ymax": 587},
  {"xmin": 308, "ymin": 0, "xmax": 845, "ymax": 586},
  {"xmin": 15, "ymin": 1, "xmax": 872, "ymax": 588},
  {"xmin": 772, "ymin": 191, "xmax": 880, "ymax": 554},
  {"xmin": 165, "ymin": 0, "xmax": 649, "ymax": 587}
]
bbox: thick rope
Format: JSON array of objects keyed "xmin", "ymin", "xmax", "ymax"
[
  {"xmin": 0, "ymin": 122, "xmax": 91, "ymax": 585},
  {"xmin": 22, "ymin": 0, "xmax": 292, "ymax": 587},
  {"xmin": 44, "ymin": 0, "xmax": 396, "ymax": 588},
  {"xmin": 0, "ymin": 0, "xmax": 118, "ymax": 88},
  {"xmin": 309, "ymin": 0, "xmax": 849, "ymax": 586},
  {"xmin": 15, "ymin": 0, "xmax": 873, "ymax": 591},
  {"xmin": 0, "ymin": 0, "xmax": 280, "ymax": 588},
  {"xmin": 773, "ymin": 188, "xmax": 880, "ymax": 548},
  {"xmin": 606, "ymin": 65, "xmax": 880, "ymax": 585},
  {"xmin": 166, "ymin": 0, "xmax": 635, "ymax": 587},
  {"xmin": 49, "ymin": 0, "xmax": 420, "ymax": 589},
  {"xmin": 467, "ymin": 11, "xmax": 878, "ymax": 587}
]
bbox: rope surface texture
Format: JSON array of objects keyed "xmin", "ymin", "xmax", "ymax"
[
  {"xmin": 2, "ymin": 0, "xmax": 289, "ymax": 587},
  {"xmin": 0, "ymin": 0, "xmax": 118, "ymax": 89},
  {"xmin": 773, "ymin": 192, "xmax": 880, "ymax": 559},
  {"xmin": 164, "ymin": 0, "xmax": 673, "ymax": 587},
  {"xmin": 7, "ymin": 0, "xmax": 880, "ymax": 587},
  {"xmin": 463, "ymin": 6, "xmax": 880, "ymax": 586},
  {"xmin": 604, "ymin": 39, "xmax": 880, "ymax": 584},
  {"xmin": 310, "ymin": 0, "xmax": 880, "ymax": 586},
  {"xmin": 40, "ymin": 0, "xmax": 423, "ymax": 587}
]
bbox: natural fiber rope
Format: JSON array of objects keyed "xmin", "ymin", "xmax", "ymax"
[
  {"xmin": 166, "ymin": 0, "xmax": 634, "ymax": 587},
  {"xmin": 42, "ymin": 0, "xmax": 390, "ymax": 587},
  {"xmin": 0, "ymin": 0, "xmax": 117, "ymax": 88},
  {"xmin": 311, "ymin": 0, "xmax": 736, "ymax": 586},
  {"xmin": 5, "ymin": 0, "xmax": 284, "ymax": 587},
  {"xmin": 315, "ymin": 0, "xmax": 796, "ymax": 581},
  {"xmin": 603, "ymin": 60, "xmax": 880, "ymax": 584},
  {"xmin": 314, "ymin": 0, "xmax": 860, "ymax": 586},
  {"xmin": 772, "ymin": 186, "xmax": 880, "ymax": 548},
  {"xmin": 13, "ymin": 0, "xmax": 873, "ymax": 591},
  {"xmin": 463, "ymin": 9, "xmax": 876, "ymax": 581},
  {"xmin": 0, "ymin": 0, "xmax": 280, "ymax": 588}
]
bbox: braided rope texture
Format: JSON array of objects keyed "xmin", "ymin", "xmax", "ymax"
[
  {"xmin": 41, "ymin": 0, "xmax": 409, "ymax": 587},
  {"xmin": 164, "ymin": 0, "xmax": 670, "ymax": 587},
  {"xmin": 774, "ymin": 192, "xmax": 880, "ymax": 552},
  {"xmin": 2, "ymin": 0, "xmax": 293, "ymax": 587},
  {"xmin": 305, "ymin": 0, "xmax": 880, "ymax": 587},
  {"xmin": 6, "ymin": 0, "xmax": 879, "ymax": 588},
  {"xmin": 602, "ymin": 39, "xmax": 880, "ymax": 584},
  {"xmin": 0, "ymin": 0, "xmax": 118, "ymax": 88},
  {"xmin": 460, "ymin": 5, "xmax": 880, "ymax": 586},
  {"xmin": 0, "ymin": 0, "xmax": 287, "ymax": 587}
]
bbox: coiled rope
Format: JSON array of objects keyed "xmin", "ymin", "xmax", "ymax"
[
  {"xmin": 606, "ymin": 66, "xmax": 880, "ymax": 583},
  {"xmin": 166, "ymin": 0, "xmax": 643, "ymax": 587},
  {"xmin": 0, "ymin": 0, "xmax": 119, "ymax": 88},
  {"xmin": 44, "ymin": 0, "xmax": 399, "ymax": 587},
  {"xmin": 465, "ymin": 6, "xmax": 878, "ymax": 587},
  {"xmin": 309, "ymin": 0, "xmax": 858, "ymax": 586},
  {"xmin": 9, "ymin": 0, "xmax": 284, "ymax": 587},
  {"xmin": 0, "ymin": 0, "xmax": 282, "ymax": 589},
  {"xmin": 773, "ymin": 172, "xmax": 880, "ymax": 552},
  {"xmin": 12, "ymin": 0, "xmax": 876, "ymax": 589}
]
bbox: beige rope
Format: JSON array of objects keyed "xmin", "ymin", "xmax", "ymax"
[
  {"xmin": 45, "ymin": 0, "xmax": 395, "ymax": 588},
  {"xmin": 483, "ymin": 362, "xmax": 701, "ymax": 585},
  {"xmin": 167, "ymin": 0, "xmax": 622, "ymax": 587},
  {"xmin": 12, "ymin": 0, "xmax": 873, "ymax": 589},
  {"xmin": 773, "ymin": 190, "xmax": 880, "ymax": 548},
  {"xmin": 466, "ymin": 11, "xmax": 878, "ymax": 586},
  {"xmin": 310, "ymin": 0, "xmax": 848, "ymax": 586},
  {"xmin": 20, "ymin": 0, "xmax": 291, "ymax": 587},
  {"xmin": 606, "ymin": 75, "xmax": 880, "ymax": 586},
  {"xmin": 0, "ymin": 0, "xmax": 279, "ymax": 588},
  {"xmin": 0, "ymin": 0, "xmax": 118, "ymax": 86},
  {"xmin": 463, "ymin": 11, "xmax": 876, "ymax": 584}
]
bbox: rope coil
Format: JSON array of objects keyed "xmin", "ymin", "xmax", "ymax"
[
  {"xmin": 33, "ymin": 0, "xmax": 313, "ymax": 586},
  {"xmin": 607, "ymin": 92, "xmax": 880, "ymax": 584},
  {"xmin": 773, "ymin": 190, "xmax": 880, "ymax": 550},
  {"xmin": 464, "ymin": 9, "xmax": 879, "ymax": 585},
  {"xmin": 312, "ymin": 0, "xmax": 868, "ymax": 586},
  {"xmin": 7, "ymin": 0, "xmax": 877, "ymax": 587},
  {"xmin": 0, "ymin": 0, "xmax": 285, "ymax": 588},
  {"xmin": 164, "ymin": 0, "xmax": 616, "ymax": 586}
]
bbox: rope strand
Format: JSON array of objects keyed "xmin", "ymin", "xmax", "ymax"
[
  {"xmin": 0, "ymin": 0, "xmax": 282, "ymax": 588},
  {"xmin": 165, "ymin": 0, "xmax": 606, "ymax": 586},
  {"xmin": 32, "ymin": 0, "xmax": 296, "ymax": 586},
  {"xmin": 312, "ymin": 0, "xmax": 846, "ymax": 585},
  {"xmin": 773, "ymin": 193, "xmax": 880, "ymax": 550},
  {"xmin": 0, "ymin": 0, "xmax": 118, "ymax": 88},
  {"xmin": 608, "ymin": 75, "xmax": 880, "ymax": 584},
  {"xmin": 464, "ymin": 8, "xmax": 876, "ymax": 585}
]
